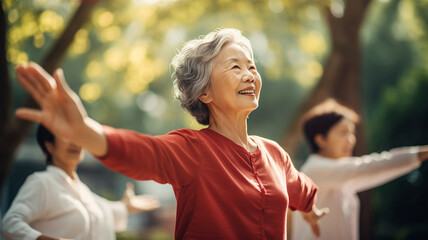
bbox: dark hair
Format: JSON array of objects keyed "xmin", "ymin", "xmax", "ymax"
[
  {"xmin": 36, "ymin": 124, "xmax": 55, "ymax": 165},
  {"xmin": 301, "ymin": 99, "xmax": 359, "ymax": 153}
]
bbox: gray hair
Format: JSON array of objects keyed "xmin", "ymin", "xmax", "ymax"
[{"xmin": 171, "ymin": 28, "xmax": 253, "ymax": 125}]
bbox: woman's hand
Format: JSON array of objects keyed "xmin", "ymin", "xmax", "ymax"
[
  {"xmin": 15, "ymin": 62, "xmax": 107, "ymax": 156},
  {"xmin": 37, "ymin": 235, "xmax": 73, "ymax": 240},
  {"xmin": 121, "ymin": 182, "xmax": 160, "ymax": 214},
  {"xmin": 417, "ymin": 145, "xmax": 428, "ymax": 162},
  {"xmin": 300, "ymin": 205, "xmax": 329, "ymax": 237},
  {"xmin": 16, "ymin": 63, "xmax": 86, "ymax": 142}
]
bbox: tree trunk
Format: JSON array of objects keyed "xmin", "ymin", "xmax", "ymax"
[
  {"xmin": 0, "ymin": 1, "xmax": 12, "ymax": 194},
  {"xmin": 281, "ymin": 0, "xmax": 371, "ymax": 157},
  {"xmin": 0, "ymin": 1, "xmax": 100, "ymax": 193},
  {"xmin": 282, "ymin": 0, "xmax": 372, "ymax": 239}
]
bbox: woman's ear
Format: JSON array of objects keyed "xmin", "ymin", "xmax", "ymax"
[
  {"xmin": 45, "ymin": 141, "xmax": 54, "ymax": 155},
  {"xmin": 199, "ymin": 92, "xmax": 212, "ymax": 104},
  {"xmin": 314, "ymin": 134, "xmax": 326, "ymax": 150}
]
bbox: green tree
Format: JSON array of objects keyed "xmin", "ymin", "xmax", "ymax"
[
  {"xmin": 369, "ymin": 69, "xmax": 428, "ymax": 239},
  {"xmin": 0, "ymin": 0, "xmax": 100, "ymax": 192}
]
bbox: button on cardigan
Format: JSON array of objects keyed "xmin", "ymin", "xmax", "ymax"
[{"xmin": 99, "ymin": 126, "xmax": 318, "ymax": 240}]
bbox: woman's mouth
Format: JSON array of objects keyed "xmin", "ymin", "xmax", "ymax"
[
  {"xmin": 238, "ymin": 89, "xmax": 255, "ymax": 95},
  {"xmin": 68, "ymin": 148, "xmax": 82, "ymax": 154}
]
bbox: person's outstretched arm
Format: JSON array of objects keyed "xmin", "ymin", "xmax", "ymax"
[
  {"xmin": 417, "ymin": 146, "xmax": 428, "ymax": 162},
  {"xmin": 15, "ymin": 62, "xmax": 107, "ymax": 156},
  {"xmin": 37, "ymin": 236, "xmax": 71, "ymax": 240}
]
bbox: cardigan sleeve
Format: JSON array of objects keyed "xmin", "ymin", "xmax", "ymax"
[
  {"xmin": 97, "ymin": 126, "xmax": 202, "ymax": 188},
  {"xmin": 2, "ymin": 174, "xmax": 48, "ymax": 240},
  {"xmin": 261, "ymin": 139, "xmax": 318, "ymax": 213},
  {"xmin": 284, "ymin": 151, "xmax": 318, "ymax": 212},
  {"xmin": 302, "ymin": 146, "xmax": 420, "ymax": 192}
]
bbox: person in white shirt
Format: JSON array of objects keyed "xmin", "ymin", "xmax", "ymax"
[
  {"xmin": 2, "ymin": 125, "xmax": 160, "ymax": 240},
  {"xmin": 291, "ymin": 98, "xmax": 428, "ymax": 240}
]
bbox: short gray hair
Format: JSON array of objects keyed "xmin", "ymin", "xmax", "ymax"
[{"xmin": 171, "ymin": 28, "xmax": 253, "ymax": 125}]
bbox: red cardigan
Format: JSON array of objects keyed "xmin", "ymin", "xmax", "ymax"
[{"xmin": 99, "ymin": 126, "xmax": 318, "ymax": 240}]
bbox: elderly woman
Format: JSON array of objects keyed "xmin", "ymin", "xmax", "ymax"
[
  {"xmin": 2, "ymin": 125, "xmax": 160, "ymax": 240},
  {"xmin": 14, "ymin": 28, "xmax": 327, "ymax": 240}
]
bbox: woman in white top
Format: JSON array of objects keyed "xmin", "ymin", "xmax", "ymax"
[
  {"xmin": 291, "ymin": 99, "xmax": 428, "ymax": 240},
  {"xmin": 2, "ymin": 125, "xmax": 160, "ymax": 240}
]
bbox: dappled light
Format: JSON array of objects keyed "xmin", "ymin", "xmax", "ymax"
[
  {"xmin": 306, "ymin": 61, "xmax": 323, "ymax": 81},
  {"xmin": 85, "ymin": 60, "xmax": 103, "ymax": 78},
  {"xmin": 128, "ymin": 43, "xmax": 147, "ymax": 65},
  {"xmin": 95, "ymin": 9, "xmax": 114, "ymax": 28},
  {"xmin": 103, "ymin": 46, "xmax": 126, "ymax": 71},
  {"xmin": 99, "ymin": 26, "xmax": 121, "ymax": 42},
  {"xmin": 79, "ymin": 82, "xmax": 102, "ymax": 103},
  {"xmin": 7, "ymin": 47, "xmax": 28, "ymax": 64},
  {"xmin": 136, "ymin": 91, "xmax": 167, "ymax": 118},
  {"xmin": 69, "ymin": 28, "xmax": 90, "ymax": 56},
  {"xmin": 298, "ymin": 31, "xmax": 327, "ymax": 57},
  {"xmin": 39, "ymin": 10, "xmax": 64, "ymax": 34},
  {"xmin": 3, "ymin": 0, "xmax": 428, "ymax": 239},
  {"xmin": 7, "ymin": 8, "xmax": 18, "ymax": 23},
  {"xmin": 268, "ymin": 0, "xmax": 284, "ymax": 13},
  {"xmin": 330, "ymin": 0, "xmax": 345, "ymax": 18}
]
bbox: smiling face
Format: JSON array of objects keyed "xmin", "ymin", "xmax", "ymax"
[
  {"xmin": 200, "ymin": 41, "xmax": 262, "ymax": 117},
  {"xmin": 45, "ymin": 137, "xmax": 84, "ymax": 169},
  {"xmin": 316, "ymin": 118, "xmax": 356, "ymax": 159}
]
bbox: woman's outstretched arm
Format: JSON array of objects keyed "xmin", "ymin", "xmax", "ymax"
[
  {"xmin": 15, "ymin": 62, "xmax": 107, "ymax": 157},
  {"xmin": 417, "ymin": 146, "xmax": 428, "ymax": 162}
]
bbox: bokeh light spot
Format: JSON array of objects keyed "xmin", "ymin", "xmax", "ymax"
[{"xmin": 80, "ymin": 83, "xmax": 102, "ymax": 102}]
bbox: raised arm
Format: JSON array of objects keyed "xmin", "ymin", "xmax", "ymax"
[
  {"xmin": 304, "ymin": 146, "xmax": 424, "ymax": 191},
  {"xmin": 417, "ymin": 145, "xmax": 428, "ymax": 162},
  {"xmin": 15, "ymin": 62, "xmax": 107, "ymax": 156}
]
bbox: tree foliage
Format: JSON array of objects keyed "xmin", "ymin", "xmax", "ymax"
[{"xmin": 2, "ymin": 0, "xmax": 428, "ymax": 239}]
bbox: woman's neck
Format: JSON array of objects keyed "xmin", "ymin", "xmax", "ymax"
[
  {"xmin": 52, "ymin": 162, "xmax": 77, "ymax": 180},
  {"xmin": 208, "ymin": 114, "xmax": 257, "ymax": 153}
]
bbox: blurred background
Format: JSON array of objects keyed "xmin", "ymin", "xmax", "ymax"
[{"xmin": 1, "ymin": 0, "xmax": 428, "ymax": 239}]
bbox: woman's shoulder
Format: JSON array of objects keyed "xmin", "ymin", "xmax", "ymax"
[
  {"xmin": 252, "ymin": 135, "xmax": 281, "ymax": 148},
  {"xmin": 25, "ymin": 170, "xmax": 52, "ymax": 188},
  {"xmin": 167, "ymin": 128, "xmax": 215, "ymax": 140},
  {"xmin": 167, "ymin": 128, "xmax": 201, "ymax": 135},
  {"xmin": 14, "ymin": 170, "xmax": 51, "ymax": 198},
  {"xmin": 251, "ymin": 135, "xmax": 287, "ymax": 155}
]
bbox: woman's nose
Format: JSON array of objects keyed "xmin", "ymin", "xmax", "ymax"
[
  {"xmin": 348, "ymin": 134, "xmax": 356, "ymax": 144},
  {"xmin": 242, "ymin": 72, "xmax": 255, "ymax": 82}
]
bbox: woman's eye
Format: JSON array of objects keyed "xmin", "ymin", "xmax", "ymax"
[
  {"xmin": 249, "ymin": 66, "xmax": 256, "ymax": 70},
  {"xmin": 232, "ymin": 65, "xmax": 240, "ymax": 69}
]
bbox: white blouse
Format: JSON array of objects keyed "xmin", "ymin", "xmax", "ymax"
[
  {"xmin": 291, "ymin": 147, "xmax": 420, "ymax": 240},
  {"xmin": 2, "ymin": 166, "xmax": 128, "ymax": 240}
]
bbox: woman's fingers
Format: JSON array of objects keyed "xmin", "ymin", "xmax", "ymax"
[
  {"xmin": 15, "ymin": 108, "xmax": 43, "ymax": 123},
  {"xmin": 126, "ymin": 182, "xmax": 135, "ymax": 192},
  {"xmin": 133, "ymin": 195, "xmax": 161, "ymax": 210},
  {"xmin": 319, "ymin": 208, "xmax": 329, "ymax": 218},
  {"xmin": 16, "ymin": 63, "xmax": 57, "ymax": 104},
  {"xmin": 16, "ymin": 66, "xmax": 44, "ymax": 104},
  {"xmin": 125, "ymin": 182, "xmax": 136, "ymax": 198},
  {"xmin": 53, "ymin": 68, "xmax": 73, "ymax": 101},
  {"xmin": 310, "ymin": 223, "xmax": 320, "ymax": 237},
  {"xmin": 27, "ymin": 62, "xmax": 57, "ymax": 90}
]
